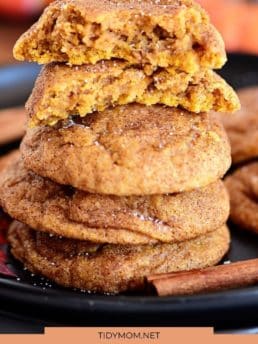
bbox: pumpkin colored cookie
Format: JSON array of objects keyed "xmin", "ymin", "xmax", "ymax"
[
  {"xmin": 21, "ymin": 104, "xmax": 231, "ymax": 196},
  {"xmin": 8, "ymin": 221, "xmax": 230, "ymax": 293},
  {"xmin": 27, "ymin": 61, "xmax": 239, "ymax": 127},
  {"xmin": 225, "ymin": 162, "xmax": 258, "ymax": 235},
  {"xmin": 14, "ymin": 0, "xmax": 226, "ymax": 72},
  {"xmin": 0, "ymin": 158, "xmax": 229, "ymax": 245},
  {"xmin": 220, "ymin": 87, "xmax": 258, "ymax": 165}
]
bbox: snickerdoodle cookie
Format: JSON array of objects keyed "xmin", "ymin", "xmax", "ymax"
[
  {"xmin": 0, "ymin": 158, "xmax": 229, "ymax": 245},
  {"xmin": 13, "ymin": 0, "xmax": 226, "ymax": 72},
  {"xmin": 220, "ymin": 87, "xmax": 258, "ymax": 164},
  {"xmin": 8, "ymin": 221, "xmax": 230, "ymax": 293},
  {"xmin": 225, "ymin": 162, "xmax": 258, "ymax": 235},
  {"xmin": 27, "ymin": 62, "xmax": 239, "ymax": 126},
  {"xmin": 21, "ymin": 104, "xmax": 231, "ymax": 196}
]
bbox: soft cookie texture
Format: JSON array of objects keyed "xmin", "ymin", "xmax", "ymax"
[
  {"xmin": 225, "ymin": 162, "xmax": 258, "ymax": 235},
  {"xmin": 219, "ymin": 87, "xmax": 258, "ymax": 165},
  {"xmin": 26, "ymin": 61, "xmax": 239, "ymax": 126},
  {"xmin": 0, "ymin": 158, "xmax": 230, "ymax": 245},
  {"xmin": 8, "ymin": 221, "xmax": 230, "ymax": 294},
  {"xmin": 13, "ymin": 0, "xmax": 226, "ymax": 72},
  {"xmin": 21, "ymin": 104, "xmax": 231, "ymax": 196}
]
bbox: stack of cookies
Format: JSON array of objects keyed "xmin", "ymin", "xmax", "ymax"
[{"xmin": 0, "ymin": 0, "xmax": 240, "ymax": 294}]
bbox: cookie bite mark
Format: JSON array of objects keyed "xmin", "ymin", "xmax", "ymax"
[
  {"xmin": 13, "ymin": 0, "xmax": 226, "ymax": 72},
  {"xmin": 27, "ymin": 62, "xmax": 240, "ymax": 127}
]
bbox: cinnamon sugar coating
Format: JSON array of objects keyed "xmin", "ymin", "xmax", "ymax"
[
  {"xmin": 8, "ymin": 221, "xmax": 230, "ymax": 293},
  {"xmin": 21, "ymin": 104, "xmax": 231, "ymax": 196},
  {"xmin": 0, "ymin": 158, "xmax": 229, "ymax": 245}
]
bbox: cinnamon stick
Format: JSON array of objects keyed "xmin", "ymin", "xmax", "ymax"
[
  {"xmin": 0, "ymin": 107, "xmax": 26, "ymax": 145},
  {"xmin": 147, "ymin": 259, "xmax": 258, "ymax": 296}
]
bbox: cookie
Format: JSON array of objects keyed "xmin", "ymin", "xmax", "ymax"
[
  {"xmin": 219, "ymin": 87, "xmax": 258, "ymax": 164},
  {"xmin": 8, "ymin": 221, "xmax": 230, "ymax": 293},
  {"xmin": 21, "ymin": 105, "xmax": 231, "ymax": 196},
  {"xmin": 27, "ymin": 61, "xmax": 240, "ymax": 126},
  {"xmin": 13, "ymin": 0, "xmax": 226, "ymax": 72},
  {"xmin": 225, "ymin": 162, "xmax": 258, "ymax": 235},
  {"xmin": 0, "ymin": 158, "xmax": 230, "ymax": 245}
]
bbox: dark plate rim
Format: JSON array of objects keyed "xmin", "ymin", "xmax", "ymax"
[{"xmin": 1, "ymin": 276, "xmax": 258, "ymax": 314}]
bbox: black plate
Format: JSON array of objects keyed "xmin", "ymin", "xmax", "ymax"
[{"xmin": 0, "ymin": 55, "xmax": 258, "ymax": 329}]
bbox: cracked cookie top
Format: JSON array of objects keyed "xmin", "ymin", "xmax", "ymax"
[{"xmin": 21, "ymin": 104, "xmax": 231, "ymax": 195}]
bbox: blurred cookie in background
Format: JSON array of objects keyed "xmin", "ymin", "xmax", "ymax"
[
  {"xmin": 0, "ymin": 107, "xmax": 26, "ymax": 145},
  {"xmin": 0, "ymin": 150, "xmax": 19, "ymax": 173},
  {"xmin": 0, "ymin": 0, "xmax": 51, "ymax": 65},
  {"xmin": 225, "ymin": 162, "xmax": 258, "ymax": 235},
  {"xmin": 218, "ymin": 86, "xmax": 258, "ymax": 165}
]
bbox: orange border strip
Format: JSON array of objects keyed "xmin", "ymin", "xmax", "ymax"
[{"xmin": 1, "ymin": 327, "xmax": 258, "ymax": 344}]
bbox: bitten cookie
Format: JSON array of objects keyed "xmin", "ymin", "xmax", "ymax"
[
  {"xmin": 27, "ymin": 62, "xmax": 239, "ymax": 126},
  {"xmin": 21, "ymin": 104, "xmax": 231, "ymax": 196},
  {"xmin": 8, "ymin": 221, "xmax": 230, "ymax": 294},
  {"xmin": 0, "ymin": 158, "xmax": 230, "ymax": 245},
  {"xmin": 13, "ymin": 0, "xmax": 226, "ymax": 72}
]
